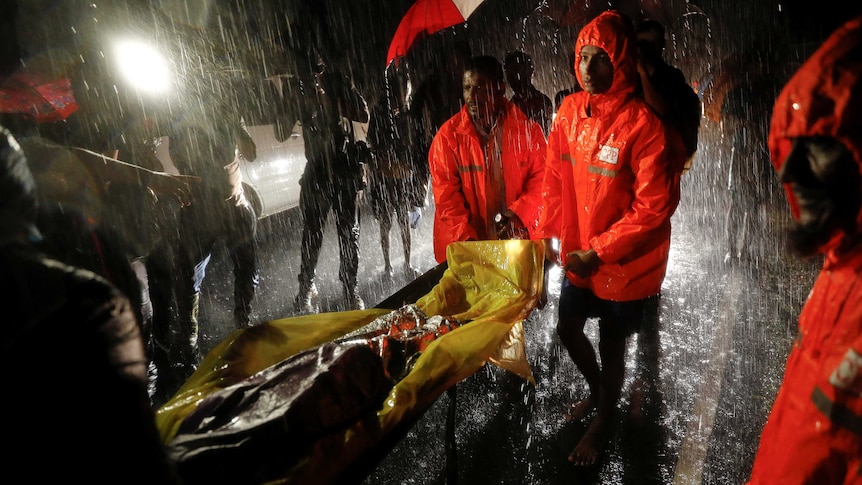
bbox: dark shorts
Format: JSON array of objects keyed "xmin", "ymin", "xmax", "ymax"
[{"xmin": 558, "ymin": 279, "xmax": 647, "ymax": 340}]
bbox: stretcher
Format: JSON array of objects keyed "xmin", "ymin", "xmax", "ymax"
[{"xmin": 156, "ymin": 239, "xmax": 545, "ymax": 484}]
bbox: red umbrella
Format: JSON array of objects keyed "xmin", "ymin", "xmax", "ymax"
[
  {"xmin": 0, "ymin": 72, "xmax": 79, "ymax": 123},
  {"xmin": 386, "ymin": 0, "xmax": 485, "ymax": 66}
]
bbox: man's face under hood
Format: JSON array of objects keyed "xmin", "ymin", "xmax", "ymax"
[{"xmin": 779, "ymin": 136, "xmax": 862, "ymax": 256}]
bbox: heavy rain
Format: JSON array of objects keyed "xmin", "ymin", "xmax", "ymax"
[{"xmin": 1, "ymin": 0, "xmax": 860, "ymax": 484}]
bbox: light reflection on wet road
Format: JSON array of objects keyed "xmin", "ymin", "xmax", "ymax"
[{"xmin": 197, "ymin": 121, "xmax": 822, "ymax": 484}]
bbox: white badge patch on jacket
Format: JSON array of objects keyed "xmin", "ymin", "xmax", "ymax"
[{"xmin": 598, "ymin": 144, "xmax": 620, "ymax": 164}]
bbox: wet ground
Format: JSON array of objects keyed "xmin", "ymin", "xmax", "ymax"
[{"xmin": 194, "ymin": 121, "xmax": 822, "ymax": 484}]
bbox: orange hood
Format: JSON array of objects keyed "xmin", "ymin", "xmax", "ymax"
[
  {"xmin": 769, "ymin": 16, "xmax": 862, "ymax": 246},
  {"xmin": 574, "ymin": 10, "xmax": 638, "ymax": 101}
]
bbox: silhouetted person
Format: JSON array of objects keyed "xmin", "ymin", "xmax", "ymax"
[
  {"xmin": 0, "ymin": 126, "xmax": 181, "ymax": 483},
  {"xmin": 292, "ymin": 63, "xmax": 370, "ymax": 314},
  {"xmin": 102, "ymin": 14, "xmax": 262, "ymax": 399},
  {"xmin": 554, "ymin": 51, "xmax": 583, "ymax": 112},
  {"xmin": 366, "ymin": 63, "xmax": 427, "ymax": 282},
  {"xmin": 635, "ymin": 18, "xmax": 701, "ymax": 173},
  {"xmin": 719, "ymin": 72, "xmax": 781, "ymax": 265},
  {"xmin": 747, "ymin": 16, "xmax": 862, "ymax": 484},
  {"xmin": 504, "ymin": 50, "xmax": 554, "ymax": 136}
]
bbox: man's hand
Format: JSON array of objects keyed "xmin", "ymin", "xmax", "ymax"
[
  {"xmin": 495, "ymin": 210, "xmax": 530, "ymax": 239},
  {"xmin": 564, "ymin": 248, "xmax": 601, "ymax": 278}
]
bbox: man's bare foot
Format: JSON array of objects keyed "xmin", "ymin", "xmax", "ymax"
[
  {"xmin": 563, "ymin": 396, "xmax": 595, "ymax": 422},
  {"xmin": 568, "ymin": 414, "xmax": 609, "ymax": 466}
]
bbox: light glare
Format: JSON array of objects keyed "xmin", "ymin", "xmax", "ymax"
[{"xmin": 114, "ymin": 40, "xmax": 170, "ymax": 94}]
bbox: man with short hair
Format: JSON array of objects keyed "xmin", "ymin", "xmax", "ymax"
[
  {"xmin": 428, "ymin": 55, "xmax": 546, "ymax": 264},
  {"xmin": 635, "ymin": 18, "xmax": 701, "ymax": 173},
  {"xmin": 747, "ymin": 16, "xmax": 862, "ymax": 484},
  {"xmin": 538, "ymin": 10, "xmax": 679, "ymax": 466},
  {"xmin": 292, "ymin": 63, "xmax": 370, "ymax": 313},
  {"xmin": 503, "ymin": 50, "xmax": 554, "ymax": 136}
]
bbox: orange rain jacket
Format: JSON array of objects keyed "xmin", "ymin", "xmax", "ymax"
[
  {"xmin": 535, "ymin": 10, "xmax": 678, "ymax": 301},
  {"xmin": 429, "ymin": 98, "xmax": 546, "ymax": 263},
  {"xmin": 748, "ymin": 17, "xmax": 862, "ymax": 485}
]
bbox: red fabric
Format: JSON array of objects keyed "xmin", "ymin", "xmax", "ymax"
[
  {"xmin": 746, "ymin": 250, "xmax": 862, "ymax": 485},
  {"xmin": 748, "ymin": 16, "xmax": 862, "ymax": 485},
  {"xmin": 769, "ymin": 16, "xmax": 862, "ymax": 248},
  {"xmin": 386, "ymin": 0, "xmax": 468, "ymax": 66},
  {"xmin": 0, "ymin": 72, "xmax": 79, "ymax": 123},
  {"xmin": 429, "ymin": 99, "xmax": 546, "ymax": 263},
  {"xmin": 536, "ymin": 10, "xmax": 677, "ymax": 301}
]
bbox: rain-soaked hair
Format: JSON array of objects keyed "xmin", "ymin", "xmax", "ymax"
[{"xmin": 464, "ymin": 55, "xmax": 505, "ymax": 85}]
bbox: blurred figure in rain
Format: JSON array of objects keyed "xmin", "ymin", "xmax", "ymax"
[
  {"xmin": 719, "ymin": 74, "xmax": 781, "ymax": 265},
  {"xmin": 554, "ymin": 54, "xmax": 583, "ymax": 113},
  {"xmin": 366, "ymin": 61, "xmax": 427, "ymax": 282},
  {"xmin": 51, "ymin": 3, "xmax": 263, "ymax": 400},
  {"xmin": 408, "ymin": 38, "xmax": 471, "ymax": 169},
  {"xmin": 0, "ymin": 126, "xmax": 181, "ymax": 483},
  {"xmin": 149, "ymin": 15, "xmax": 262, "ymax": 393},
  {"xmin": 504, "ymin": 50, "xmax": 554, "ymax": 136},
  {"xmin": 428, "ymin": 55, "xmax": 546, "ymax": 264},
  {"xmin": 635, "ymin": 18, "xmax": 701, "ymax": 174},
  {"xmin": 537, "ymin": 11, "xmax": 678, "ymax": 466},
  {"xmin": 291, "ymin": 60, "xmax": 370, "ymax": 314},
  {"xmin": 747, "ymin": 16, "xmax": 862, "ymax": 484},
  {"xmin": 5, "ymin": 0, "xmax": 203, "ymax": 403}
]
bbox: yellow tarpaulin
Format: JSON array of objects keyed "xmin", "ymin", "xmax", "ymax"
[{"xmin": 156, "ymin": 239, "xmax": 545, "ymax": 482}]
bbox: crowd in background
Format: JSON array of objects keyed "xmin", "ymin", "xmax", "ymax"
[{"xmin": 1, "ymin": 1, "xmax": 860, "ymax": 483}]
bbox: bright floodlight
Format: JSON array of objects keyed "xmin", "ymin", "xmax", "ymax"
[{"xmin": 114, "ymin": 40, "xmax": 171, "ymax": 94}]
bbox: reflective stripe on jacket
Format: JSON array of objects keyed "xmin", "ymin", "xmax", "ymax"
[
  {"xmin": 536, "ymin": 10, "xmax": 677, "ymax": 301},
  {"xmin": 748, "ymin": 16, "xmax": 862, "ymax": 484},
  {"xmin": 429, "ymin": 99, "xmax": 546, "ymax": 263}
]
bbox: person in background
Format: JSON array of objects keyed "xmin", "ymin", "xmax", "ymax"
[
  {"xmin": 747, "ymin": 16, "xmax": 862, "ymax": 484},
  {"xmin": 537, "ymin": 10, "xmax": 678, "ymax": 466},
  {"xmin": 366, "ymin": 62, "xmax": 427, "ymax": 282},
  {"xmin": 0, "ymin": 126, "xmax": 181, "ymax": 483},
  {"xmin": 635, "ymin": 18, "xmax": 701, "ymax": 174},
  {"xmin": 144, "ymin": 22, "xmax": 261, "ymax": 397},
  {"xmin": 554, "ymin": 51, "xmax": 583, "ymax": 112},
  {"xmin": 292, "ymin": 62, "xmax": 370, "ymax": 314},
  {"xmin": 719, "ymin": 80, "xmax": 779, "ymax": 265},
  {"xmin": 428, "ymin": 55, "xmax": 546, "ymax": 264},
  {"xmin": 503, "ymin": 50, "xmax": 554, "ymax": 136}
]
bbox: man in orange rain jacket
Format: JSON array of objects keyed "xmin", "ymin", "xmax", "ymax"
[
  {"xmin": 747, "ymin": 17, "xmax": 862, "ymax": 485},
  {"xmin": 428, "ymin": 55, "xmax": 546, "ymax": 264},
  {"xmin": 536, "ymin": 10, "xmax": 678, "ymax": 466}
]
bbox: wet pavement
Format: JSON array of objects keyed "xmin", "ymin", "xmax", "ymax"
[{"xmin": 195, "ymin": 120, "xmax": 822, "ymax": 484}]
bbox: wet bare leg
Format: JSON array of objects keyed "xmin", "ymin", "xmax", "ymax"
[
  {"xmin": 570, "ymin": 405, "xmax": 610, "ymax": 466},
  {"xmin": 397, "ymin": 209, "xmax": 419, "ymax": 278},
  {"xmin": 557, "ymin": 316, "xmax": 599, "ymax": 422},
  {"xmin": 379, "ymin": 213, "xmax": 393, "ymax": 279},
  {"xmin": 569, "ymin": 333, "xmax": 627, "ymax": 466}
]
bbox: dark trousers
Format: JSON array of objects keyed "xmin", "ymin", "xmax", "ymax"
[
  {"xmin": 297, "ymin": 178, "xmax": 360, "ymax": 294},
  {"xmin": 149, "ymin": 192, "xmax": 258, "ymax": 371}
]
